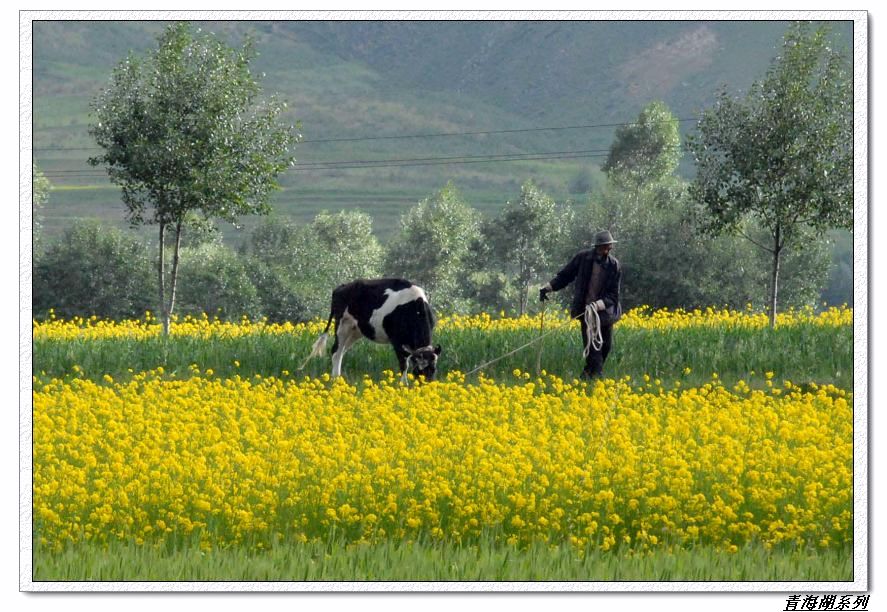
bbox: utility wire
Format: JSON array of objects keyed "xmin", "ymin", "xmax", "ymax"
[
  {"xmin": 40, "ymin": 142, "xmax": 686, "ymax": 177},
  {"xmin": 289, "ymin": 151, "xmax": 612, "ymax": 171},
  {"xmin": 33, "ymin": 116, "xmax": 698, "ymax": 152},
  {"xmin": 36, "ymin": 113, "xmax": 692, "ymax": 180},
  {"xmin": 40, "ymin": 147, "xmax": 616, "ymax": 173},
  {"xmin": 44, "ymin": 149, "xmax": 694, "ymax": 177},
  {"xmin": 39, "ymin": 149, "xmax": 624, "ymax": 179},
  {"xmin": 298, "ymin": 117, "xmax": 698, "ymax": 144},
  {"xmin": 289, "ymin": 148, "xmax": 614, "ymax": 168}
]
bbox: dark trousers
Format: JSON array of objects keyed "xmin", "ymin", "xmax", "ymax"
[{"xmin": 579, "ymin": 319, "xmax": 613, "ymax": 378}]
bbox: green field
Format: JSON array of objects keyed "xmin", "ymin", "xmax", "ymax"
[
  {"xmin": 34, "ymin": 538, "xmax": 851, "ymax": 582},
  {"xmin": 33, "ymin": 315, "xmax": 853, "ymax": 389}
]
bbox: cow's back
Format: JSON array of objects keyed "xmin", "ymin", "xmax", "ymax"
[
  {"xmin": 374, "ymin": 287, "xmax": 433, "ymax": 344},
  {"xmin": 332, "ymin": 278, "xmax": 414, "ymax": 322},
  {"xmin": 329, "ymin": 279, "xmax": 426, "ymax": 342},
  {"xmin": 391, "ymin": 295, "xmax": 435, "ymax": 347}
]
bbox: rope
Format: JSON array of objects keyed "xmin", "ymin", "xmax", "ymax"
[
  {"xmin": 401, "ymin": 354, "xmax": 413, "ymax": 385},
  {"xmin": 535, "ymin": 304, "xmax": 545, "ymax": 375},
  {"xmin": 463, "ymin": 322, "xmax": 566, "ymax": 377},
  {"xmin": 300, "ymin": 307, "xmax": 605, "ymax": 380},
  {"xmin": 583, "ymin": 304, "xmax": 603, "ymax": 358},
  {"xmin": 464, "ymin": 302, "xmax": 607, "ymax": 377}
]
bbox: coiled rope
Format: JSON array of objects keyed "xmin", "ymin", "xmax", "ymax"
[{"xmin": 583, "ymin": 303, "xmax": 604, "ymax": 358}]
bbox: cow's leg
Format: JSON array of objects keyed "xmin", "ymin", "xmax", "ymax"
[{"xmin": 331, "ymin": 311, "xmax": 362, "ymax": 377}]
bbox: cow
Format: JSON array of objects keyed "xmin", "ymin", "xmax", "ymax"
[{"xmin": 303, "ymin": 278, "xmax": 442, "ymax": 381}]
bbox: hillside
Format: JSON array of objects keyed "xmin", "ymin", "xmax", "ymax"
[{"xmin": 31, "ymin": 19, "xmax": 853, "ymax": 243}]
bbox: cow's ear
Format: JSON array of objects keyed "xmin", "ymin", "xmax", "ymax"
[
  {"xmin": 402, "ymin": 345, "xmax": 414, "ymax": 355},
  {"xmin": 434, "ymin": 345, "xmax": 442, "ymax": 356}
]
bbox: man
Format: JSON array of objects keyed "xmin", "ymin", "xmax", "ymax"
[{"xmin": 540, "ymin": 229, "xmax": 623, "ymax": 379}]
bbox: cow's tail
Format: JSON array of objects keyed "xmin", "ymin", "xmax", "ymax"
[{"xmin": 297, "ymin": 311, "xmax": 335, "ymax": 371}]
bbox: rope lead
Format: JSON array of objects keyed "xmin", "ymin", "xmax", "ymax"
[{"xmin": 401, "ymin": 354, "xmax": 413, "ymax": 385}]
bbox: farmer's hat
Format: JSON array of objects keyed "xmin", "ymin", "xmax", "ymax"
[{"xmin": 593, "ymin": 230, "xmax": 618, "ymax": 246}]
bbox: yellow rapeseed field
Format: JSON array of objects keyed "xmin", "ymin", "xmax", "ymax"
[
  {"xmin": 33, "ymin": 305, "xmax": 852, "ymax": 341},
  {"xmin": 34, "ymin": 370, "xmax": 852, "ymax": 554}
]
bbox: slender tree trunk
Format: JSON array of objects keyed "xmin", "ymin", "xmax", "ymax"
[
  {"xmin": 166, "ymin": 220, "xmax": 183, "ymax": 324},
  {"xmin": 768, "ymin": 228, "xmax": 782, "ymax": 329},
  {"xmin": 516, "ymin": 253, "xmax": 527, "ymax": 316},
  {"xmin": 158, "ymin": 222, "xmax": 169, "ymax": 336},
  {"xmin": 519, "ymin": 279, "xmax": 527, "ymax": 317}
]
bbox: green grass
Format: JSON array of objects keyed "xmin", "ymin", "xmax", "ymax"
[
  {"xmin": 33, "ymin": 319, "xmax": 854, "ymax": 390},
  {"xmin": 33, "ymin": 537, "xmax": 852, "ymax": 582}
]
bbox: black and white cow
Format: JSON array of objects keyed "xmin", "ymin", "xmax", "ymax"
[{"xmin": 305, "ymin": 278, "xmax": 441, "ymax": 380}]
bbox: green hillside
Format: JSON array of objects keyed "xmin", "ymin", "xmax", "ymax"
[{"xmin": 31, "ymin": 19, "xmax": 853, "ymax": 243}]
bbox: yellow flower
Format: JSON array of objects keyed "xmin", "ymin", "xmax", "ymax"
[{"xmin": 32, "ymin": 310, "xmax": 853, "ymax": 553}]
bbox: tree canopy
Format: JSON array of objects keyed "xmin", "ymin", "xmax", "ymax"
[
  {"xmin": 686, "ymin": 21, "xmax": 852, "ymax": 325},
  {"xmin": 385, "ymin": 183, "xmax": 481, "ymax": 313},
  {"xmin": 484, "ymin": 180, "xmax": 575, "ymax": 315},
  {"xmin": 33, "ymin": 163, "xmax": 51, "ymax": 254},
  {"xmin": 88, "ymin": 22, "xmax": 299, "ymax": 333},
  {"xmin": 602, "ymin": 100, "xmax": 681, "ymax": 193}
]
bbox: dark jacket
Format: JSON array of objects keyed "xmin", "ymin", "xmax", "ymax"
[{"xmin": 549, "ymin": 249, "xmax": 623, "ymax": 324}]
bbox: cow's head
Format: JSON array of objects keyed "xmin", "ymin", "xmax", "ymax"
[{"xmin": 403, "ymin": 344, "xmax": 442, "ymax": 381}]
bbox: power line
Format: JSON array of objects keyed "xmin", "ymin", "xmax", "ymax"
[
  {"xmin": 290, "ymin": 152, "xmax": 612, "ymax": 171},
  {"xmin": 298, "ymin": 117, "xmax": 698, "ymax": 144},
  {"xmin": 41, "ymin": 147, "xmax": 616, "ymax": 174},
  {"xmin": 39, "ymin": 149, "xmax": 624, "ymax": 180},
  {"xmin": 290, "ymin": 148, "xmax": 614, "ymax": 168},
  {"xmin": 41, "ymin": 144, "xmax": 693, "ymax": 178},
  {"xmin": 32, "ymin": 116, "xmax": 698, "ymax": 153}
]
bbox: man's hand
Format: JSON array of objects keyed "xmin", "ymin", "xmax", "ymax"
[
  {"xmin": 594, "ymin": 299, "xmax": 606, "ymax": 311},
  {"xmin": 539, "ymin": 287, "xmax": 551, "ymax": 302}
]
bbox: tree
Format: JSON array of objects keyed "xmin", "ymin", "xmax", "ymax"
[
  {"xmin": 33, "ymin": 221, "xmax": 154, "ymax": 320},
  {"xmin": 290, "ymin": 210, "xmax": 385, "ymax": 316},
  {"xmin": 241, "ymin": 217, "xmax": 307, "ymax": 321},
  {"xmin": 33, "ymin": 163, "xmax": 51, "ymax": 255},
  {"xmin": 603, "ymin": 100, "xmax": 681, "ymax": 193},
  {"xmin": 246, "ymin": 259, "xmax": 310, "ymax": 324},
  {"xmin": 175, "ymin": 243, "xmax": 262, "ymax": 320},
  {"xmin": 242, "ymin": 211, "xmax": 384, "ymax": 319},
  {"xmin": 89, "ymin": 22, "xmax": 299, "ymax": 334},
  {"xmin": 568, "ymin": 165, "xmax": 600, "ymax": 196},
  {"xmin": 308, "ymin": 210, "xmax": 385, "ymax": 285},
  {"xmin": 486, "ymin": 180, "xmax": 575, "ymax": 315},
  {"xmin": 819, "ymin": 230, "xmax": 853, "ymax": 307},
  {"xmin": 687, "ymin": 21, "xmax": 852, "ymax": 326},
  {"xmin": 572, "ymin": 175, "xmax": 831, "ymax": 312},
  {"xmin": 459, "ymin": 269, "xmax": 514, "ymax": 314},
  {"xmin": 576, "ymin": 95, "xmax": 832, "ymax": 312},
  {"xmin": 385, "ymin": 183, "xmax": 481, "ymax": 313},
  {"xmin": 241, "ymin": 215, "xmax": 299, "ymax": 267},
  {"xmin": 600, "ymin": 101, "xmax": 682, "ymax": 233}
]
